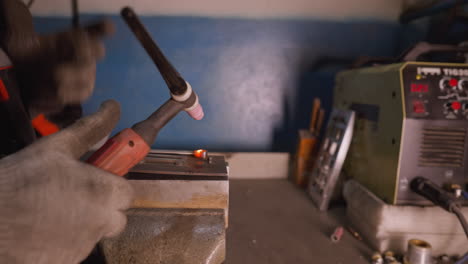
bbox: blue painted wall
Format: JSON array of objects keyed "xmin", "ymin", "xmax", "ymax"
[{"xmin": 34, "ymin": 15, "xmax": 417, "ymax": 152}]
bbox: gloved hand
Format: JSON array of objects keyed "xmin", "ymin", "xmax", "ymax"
[
  {"xmin": 0, "ymin": 0, "xmax": 114, "ymax": 115},
  {"xmin": 0, "ymin": 100, "xmax": 133, "ymax": 264}
]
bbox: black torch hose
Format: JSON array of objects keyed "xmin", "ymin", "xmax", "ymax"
[
  {"xmin": 452, "ymin": 206, "xmax": 468, "ymax": 239},
  {"xmin": 121, "ymin": 7, "xmax": 188, "ymax": 96}
]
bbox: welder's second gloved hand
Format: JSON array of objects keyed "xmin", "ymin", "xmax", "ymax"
[
  {"xmin": 0, "ymin": 100, "xmax": 133, "ymax": 264},
  {"xmin": 0, "ymin": 0, "xmax": 115, "ymax": 115}
]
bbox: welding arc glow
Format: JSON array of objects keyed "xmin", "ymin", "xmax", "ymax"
[{"xmin": 193, "ymin": 149, "xmax": 207, "ymax": 159}]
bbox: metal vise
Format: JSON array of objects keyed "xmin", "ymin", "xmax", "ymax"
[{"xmin": 100, "ymin": 150, "xmax": 229, "ymax": 264}]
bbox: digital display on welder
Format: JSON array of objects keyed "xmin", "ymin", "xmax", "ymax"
[{"xmin": 410, "ymin": 83, "xmax": 429, "ymax": 93}]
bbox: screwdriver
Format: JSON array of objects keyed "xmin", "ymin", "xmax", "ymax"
[{"xmin": 87, "ymin": 7, "xmax": 204, "ymax": 176}]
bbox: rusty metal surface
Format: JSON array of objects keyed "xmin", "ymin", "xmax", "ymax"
[
  {"xmin": 129, "ymin": 180, "xmax": 228, "ymax": 211},
  {"xmin": 126, "ymin": 151, "xmax": 229, "ymax": 225},
  {"xmin": 101, "ymin": 151, "xmax": 228, "ymax": 264},
  {"xmin": 101, "ymin": 208, "xmax": 226, "ymax": 264}
]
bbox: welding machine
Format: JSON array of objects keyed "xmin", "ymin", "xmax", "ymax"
[{"xmin": 335, "ymin": 62, "xmax": 468, "ymax": 205}]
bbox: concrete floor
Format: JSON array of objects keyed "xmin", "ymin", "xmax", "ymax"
[{"xmin": 227, "ymin": 180, "xmax": 373, "ymax": 264}]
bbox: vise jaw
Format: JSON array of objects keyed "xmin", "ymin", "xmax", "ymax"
[{"xmin": 101, "ymin": 150, "xmax": 229, "ymax": 264}]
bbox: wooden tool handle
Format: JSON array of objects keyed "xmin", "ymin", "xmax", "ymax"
[
  {"xmin": 315, "ymin": 109, "xmax": 325, "ymax": 136},
  {"xmin": 309, "ymin": 98, "xmax": 321, "ymax": 133},
  {"xmin": 87, "ymin": 128, "xmax": 150, "ymax": 176}
]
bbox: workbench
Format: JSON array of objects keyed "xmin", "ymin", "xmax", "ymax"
[{"xmin": 227, "ymin": 179, "xmax": 372, "ymax": 264}]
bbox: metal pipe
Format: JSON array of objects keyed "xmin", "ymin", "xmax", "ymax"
[
  {"xmin": 452, "ymin": 206, "xmax": 468, "ymax": 239},
  {"xmin": 403, "ymin": 239, "xmax": 433, "ymax": 264}
]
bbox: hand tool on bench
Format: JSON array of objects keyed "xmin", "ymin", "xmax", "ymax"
[
  {"xmin": 87, "ymin": 7, "xmax": 204, "ymax": 176},
  {"xmin": 292, "ymin": 98, "xmax": 323, "ymax": 187}
]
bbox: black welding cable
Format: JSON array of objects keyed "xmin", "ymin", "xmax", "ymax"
[
  {"xmin": 411, "ymin": 177, "xmax": 468, "ymax": 240},
  {"xmin": 463, "ymin": 190, "xmax": 468, "ymax": 200},
  {"xmin": 455, "ymin": 252, "xmax": 468, "ymax": 264},
  {"xmin": 452, "ymin": 206, "xmax": 468, "ymax": 239}
]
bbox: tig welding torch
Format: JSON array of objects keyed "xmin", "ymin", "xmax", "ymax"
[{"xmin": 87, "ymin": 7, "xmax": 204, "ymax": 176}]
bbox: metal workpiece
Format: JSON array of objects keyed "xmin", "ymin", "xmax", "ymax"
[
  {"xmin": 344, "ymin": 180, "xmax": 468, "ymax": 256},
  {"xmin": 403, "ymin": 239, "xmax": 433, "ymax": 264},
  {"xmin": 131, "ymin": 150, "xmax": 228, "ymax": 177},
  {"xmin": 129, "ymin": 151, "xmax": 229, "ymax": 225},
  {"xmin": 101, "ymin": 208, "xmax": 226, "ymax": 264}
]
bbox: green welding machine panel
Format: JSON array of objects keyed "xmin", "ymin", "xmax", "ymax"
[
  {"xmin": 335, "ymin": 62, "xmax": 468, "ymax": 205},
  {"xmin": 403, "ymin": 64, "xmax": 468, "ymax": 120}
]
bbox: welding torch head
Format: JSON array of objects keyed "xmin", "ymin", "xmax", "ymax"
[{"xmin": 171, "ymin": 81, "xmax": 204, "ymax": 120}]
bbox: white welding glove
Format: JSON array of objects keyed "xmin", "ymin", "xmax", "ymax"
[{"xmin": 0, "ymin": 100, "xmax": 133, "ymax": 264}]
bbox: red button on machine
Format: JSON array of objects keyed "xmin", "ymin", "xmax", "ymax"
[
  {"xmin": 452, "ymin": 101, "xmax": 461, "ymax": 110},
  {"xmin": 413, "ymin": 100, "xmax": 425, "ymax": 114},
  {"xmin": 450, "ymin": 78, "xmax": 458, "ymax": 87}
]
